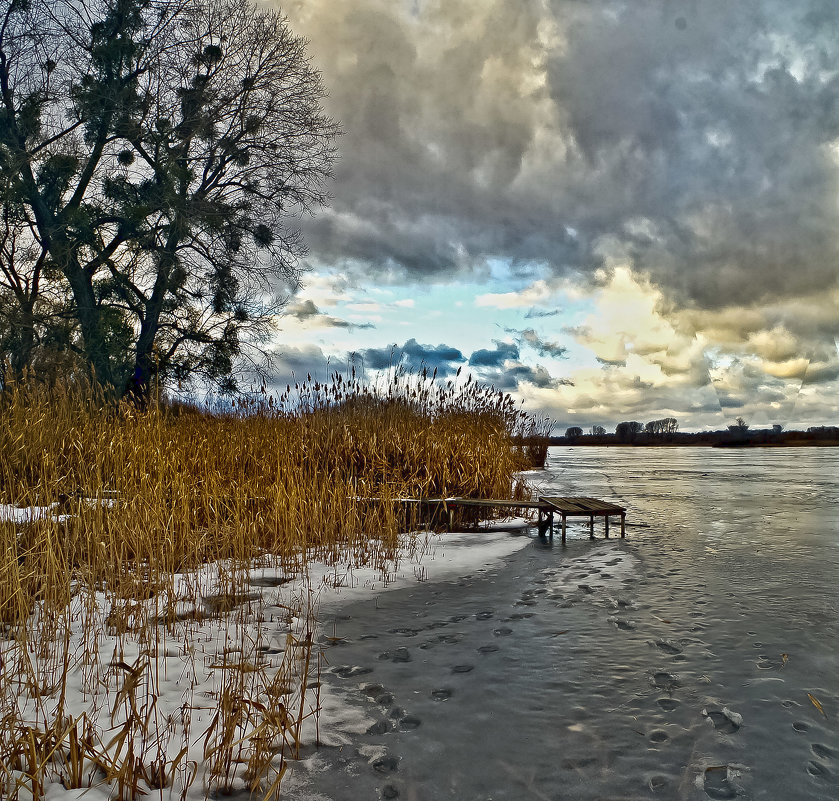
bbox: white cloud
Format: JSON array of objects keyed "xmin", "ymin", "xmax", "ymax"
[
  {"xmin": 475, "ymin": 279, "xmax": 554, "ymax": 309},
  {"xmin": 513, "ymin": 266, "xmax": 839, "ymax": 430},
  {"xmin": 270, "ymin": 0, "xmax": 839, "ymax": 430},
  {"xmin": 294, "ymin": 271, "xmax": 356, "ymax": 309}
]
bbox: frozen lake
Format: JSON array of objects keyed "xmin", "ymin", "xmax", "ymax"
[{"xmin": 287, "ymin": 447, "xmax": 839, "ymax": 800}]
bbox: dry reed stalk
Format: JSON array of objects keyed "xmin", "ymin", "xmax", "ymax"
[{"xmin": 0, "ymin": 370, "xmax": 536, "ymax": 799}]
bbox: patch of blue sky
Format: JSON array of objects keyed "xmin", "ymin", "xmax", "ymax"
[{"xmin": 285, "ymin": 263, "xmax": 608, "ymax": 390}]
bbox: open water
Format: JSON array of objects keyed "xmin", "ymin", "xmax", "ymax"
[{"xmin": 288, "ymin": 447, "xmax": 839, "ymax": 800}]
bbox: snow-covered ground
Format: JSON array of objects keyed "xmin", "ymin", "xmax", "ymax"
[
  {"xmin": 0, "ymin": 509, "xmax": 532, "ymax": 800},
  {"xmin": 0, "ymin": 502, "xmax": 66, "ymax": 524}
]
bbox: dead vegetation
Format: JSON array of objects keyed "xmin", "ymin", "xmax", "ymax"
[{"xmin": 0, "ymin": 369, "xmax": 545, "ymax": 799}]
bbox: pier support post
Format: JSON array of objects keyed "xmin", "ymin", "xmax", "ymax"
[
  {"xmin": 538, "ymin": 506, "xmax": 552, "ymax": 538},
  {"xmin": 589, "ymin": 515, "xmax": 594, "ymax": 539},
  {"xmin": 605, "ymin": 515, "xmax": 610, "ymax": 538},
  {"xmin": 620, "ymin": 513, "xmax": 626, "ymax": 538},
  {"xmin": 561, "ymin": 515, "xmax": 567, "ymax": 543}
]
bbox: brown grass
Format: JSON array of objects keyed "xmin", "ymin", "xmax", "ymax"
[{"xmin": 0, "ymin": 369, "xmax": 537, "ymax": 799}]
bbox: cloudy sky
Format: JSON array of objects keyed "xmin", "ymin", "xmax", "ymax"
[{"xmin": 266, "ymin": 0, "xmax": 839, "ymax": 432}]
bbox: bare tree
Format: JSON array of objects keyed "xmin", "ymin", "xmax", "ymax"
[
  {"xmin": 729, "ymin": 416, "xmax": 749, "ymax": 434},
  {"xmin": 0, "ymin": 208, "xmax": 44, "ymax": 377},
  {"xmin": 0, "ymin": 0, "xmax": 337, "ymax": 401},
  {"xmin": 0, "ymin": 0, "xmax": 167, "ymax": 389},
  {"xmin": 0, "ymin": 169, "xmax": 83, "ymax": 384},
  {"xmin": 644, "ymin": 417, "xmax": 678, "ymax": 436}
]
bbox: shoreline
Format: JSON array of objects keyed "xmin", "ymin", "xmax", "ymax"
[
  {"xmin": 0, "ymin": 515, "xmax": 535, "ymax": 801},
  {"xmin": 549, "ymin": 440, "xmax": 839, "ymax": 448},
  {"xmin": 284, "ymin": 530, "xmax": 644, "ymax": 801}
]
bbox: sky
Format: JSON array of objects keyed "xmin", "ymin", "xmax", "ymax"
[{"xmin": 264, "ymin": 0, "xmax": 839, "ymax": 433}]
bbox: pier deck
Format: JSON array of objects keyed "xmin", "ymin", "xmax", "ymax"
[
  {"xmin": 373, "ymin": 495, "xmax": 626, "ymax": 543},
  {"xmin": 538, "ymin": 496, "xmax": 627, "ymax": 543}
]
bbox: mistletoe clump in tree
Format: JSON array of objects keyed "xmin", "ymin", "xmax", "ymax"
[{"xmin": 0, "ymin": 0, "xmax": 337, "ymax": 401}]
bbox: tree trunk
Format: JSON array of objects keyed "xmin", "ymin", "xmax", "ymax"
[
  {"xmin": 9, "ymin": 303, "xmax": 35, "ymax": 379},
  {"xmin": 123, "ymin": 226, "xmax": 183, "ymax": 406},
  {"xmin": 61, "ymin": 256, "xmax": 115, "ymax": 392},
  {"xmin": 125, "ymin": 324, "xmax": 158, "ymax": 408}
]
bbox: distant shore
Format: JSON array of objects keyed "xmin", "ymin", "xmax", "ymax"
[
  {"xmin": 547, "ymin": 428, "xmax": 839, "ymax": 448},
  {"xmin": 552, "ymin": 440, "xmax": 839, "ymax": 447}
]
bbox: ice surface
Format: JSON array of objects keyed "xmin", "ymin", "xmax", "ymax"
[
  {"xmin": 9, "ymin": 448, "xmax": 839, "ymax": 800},
  {"xmin": 282, "ymin": 448, "xmax": 839, "ymax": 801}
]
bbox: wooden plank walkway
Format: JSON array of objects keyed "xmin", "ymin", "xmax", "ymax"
[
  {"xmin": 383, "ymin": 497, "xmax": 549, "ymax": 533},
  {"xmin": 362, "ymin": 494, "xmax": 627, "ymax": 543}
]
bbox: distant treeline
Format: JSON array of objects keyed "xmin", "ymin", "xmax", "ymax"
[{"xmin": 551, "ymin": 422, "xmax": 839, "ymax": 447}]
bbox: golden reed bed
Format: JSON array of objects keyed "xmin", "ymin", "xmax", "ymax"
[{"xmin": 0, "ymin": 373, "xmax": 547, "ymax": 799}]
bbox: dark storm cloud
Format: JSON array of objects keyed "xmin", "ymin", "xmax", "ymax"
[
  {"xmin": 804, "ymin": 361, "xmax": 839, "ymax": 385},
  {"xmin": 468, "ymin": 341, "xmax": 519, "ymax": 367},
  {"xmin": 284, "ymin": 0, "xmax": 594, "ymax": 278},
  {"xmin": 474, "ymin": 362, "xmax": 573, "ymax": 392},
  {"xmin": 285, "ymin": 0, "xmax": 839, "ymax": 313},
  {"xmin": 465, "ymin": 340, "xmax": 572, "ymax": 389},
  {"xmin": 543, "ymin": 1, "xmax": 839, "ymax": 310},
  {"xmin": 505, "ymin": 327, "xmax": 568, "ymax": 359},
  {"xmin": 269, "ymin": 345, "xmax": 333, "ymax": 387},
  {"xmin": 360, "ymin": 338, "xmax": 464, "ymax": 376},
  {"xmin": 797, "ymin": 340, "xmax": 839, "ymax": 385},
  {"xmin": 286, "ymin": 299, "xmax": 375, "ymax": 330},
  {"xmin": 495, "ymin": 365, "xmax": 550, "ymax": 391}
]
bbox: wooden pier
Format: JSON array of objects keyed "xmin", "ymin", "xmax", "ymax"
[
  {"xmin": 372, "ymin": 495, "xmax": 626, "ymax": 543},
  {"xmin": 538, "ymin": 496, "xmax": 626, "ymax": 543}
]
